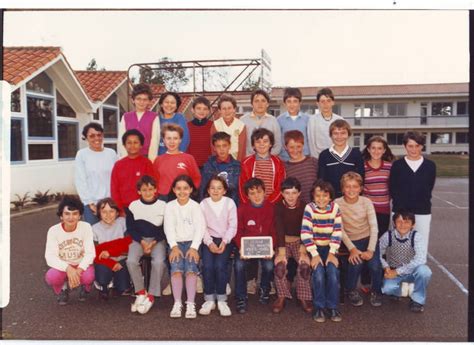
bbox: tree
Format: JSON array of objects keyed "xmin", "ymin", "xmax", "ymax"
[
  {"xmin": 139, "ymin": 57, "xmax": 190, "ymax": 91},
  {"xmin": 86, "ymin": 58, "xmax": 106, "ymax": 71},
  {"xmin": 241, "ymin": 76, "xmax": 262, "ymax": 91}
]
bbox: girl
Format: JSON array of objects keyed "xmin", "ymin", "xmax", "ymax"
[
  {"xmin": 199, "ymin": 175, "xmax": 237, "ymax": 317},
  {"xmin": 92, "ymin": 198, "xmax": 132, "ymax": 301},
  {"xmin": 164, "ymin": 175, "xmax": 206, "ymax": 319}
]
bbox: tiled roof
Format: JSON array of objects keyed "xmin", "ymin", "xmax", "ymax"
[
  {"xmin": 3, "ymin": 46, "xmax": 62, "ymax": 86},
  {"xmin": 178, "ymin": 96, "xmax": 192, "ymax": 113},
  {"xmin": 75, "ymin": 70, "xmax": 128, "ymax": 102},
  {"xmin": 149, "ymin": 83, "xmax": 166, "ymax": 107}
]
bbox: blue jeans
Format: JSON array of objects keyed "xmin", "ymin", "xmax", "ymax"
[
  {"xmin": 234, "ymin": 250, "xmax": 274, "ymax": 300},
  {"xmin": 95, "ymin": 259, "xmax": 131, "ymax": 293},
  {"xmin": 311, "ymin": 246, "xmax": 340, "ymax": 309},
  {"xmin": 83, "ymin": 205, "xmax": 99, "ymax": 225},
  {"xmin": 346, "ymin": 237, "xmax": 383, "ymax": 293},
  {"xmin": 202, "ymin": 237, "xmax": 232, "ymax": 301},
  {"xmin": 170, "ymin": 241, "xmax": 200, "ymax": 274},
  {"xmin": 382, "ymin": 264, "xmax": 432, "ymax": 305}
]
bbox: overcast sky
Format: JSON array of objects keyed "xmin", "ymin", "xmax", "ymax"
[{"xmin": 4, "ymin": 10, "xmax": 469, "ymax": 87}]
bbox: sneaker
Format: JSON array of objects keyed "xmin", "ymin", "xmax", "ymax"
[
  {"xmin": 162, "ymin": 283, "xmax": 172, "ymax": 296},
  {"xmin": 269, "ymin": 282, "xmax": 276, "ymax": 295},
  {"xmin": 312, "ymin": 308, "xmax": 326, "ymax": 323},
  {"xmin": 348, "ymin": 290, "xmax": 364, "ymax": 307},
  {"xmin": 131, "ymin": 294, "xmax": 147, "ymax": 313},
  {"xmin": 170, "ymin": 301, "xmax": 183, "ymax": 318},
  {"xmin": 226, "ymin": 283, "xmax": 232, "ymax": 296},
  {"xmin": 258, "ymin": 288, "xmax": 270, "ymax": 305},
  {"xmin": 328, "ymin": 309, "xmax": 342, "ymax": 322},
  {"xmin": 236, "ymin": 298, "xmax": 247, "ymax": 314},
  {"xmin": 199, "ymin": 301, "xmax": 216, "ymax": 315},
  {"xmin": 370, "ymin": 292, "xmax": 383, "ymax": 307},
  {"xmin": 57, "ymin": 289, "xmax": 69, "ymax": 306},
  {"xmin": 410, "ymin": 300, "xmax": 424, "ymax": 313},
  {"xmin": 217, "ymin": 301, "xmax": 232, "ymax": 317},
  {"xmin": 78, "ymin": 285, "xmax": 89, "ymax": 302},
  {"xmin": 197, "ymin": 276, "xmax": 204, "ymax": 294},
  {"xmin": 247, "ymin": 279, "xmax": 257, "ymax": 295},
  {"xmin": 137, "ymin": 295, "xmax": 154, "ymax": 314},
  {"xmin": 185, "ymin": 302, "xmax": 197, "ymax": 319}
]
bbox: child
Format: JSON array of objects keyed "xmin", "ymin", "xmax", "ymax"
[
  {"xmin": 379, "ymin": 210, "xmax": 432, "ymax": 313},
  {"xmin": 318, "ymin": 119, "xmax": 364, "ymax": 198},
  {"xmin": 186, "ymin": 96, "xmax": 213, "ymax": 168},
  {"xmin": 336, "ymin": 172, "xmax": 383, "ymax": 307},
  {"xmin": 111, "ymin": 129, "xmax": 157, "ymax": 213},
  {"xmin": 199, "ymin": 175, "xmax": 237, "ymax": 317},
  {"xmin": 164, "ymin": 175, "xmax": 206, "ymax": 319},
  {"xmin": 240, "ymin": 89, "xmax": 282, "ymax": 156},
  {"xmin": 44, "ymin": 195, "xmax": 95, "ymax": 305},
  {"xmin": 153, "ymin": 123, "xmax": 201, "ymax": 201},
  {"xmin": 118, "ymin": 83, "xmax": 160, "ymax": 161},
  {"xmin": 210, "ymin": 94, "xmax": 247, "ymax": 161},
  {"xmin": 301, "ymin": 180, "xmax": 342, "ymax": 322},
  {"xmin": 201, "ymin": 131, "xmax": 241, "ymax": 206},
  {"xmin": 92, "ymin": 198, "xmax": 132, "ymax": 300},
  {"xmin": 157, "ymin": 92, "xmax": 190, "ymax": 155},
  {"xmin": 125, "ymin": 175, "xmax": 167, "ymax": 314},
  {"xmin": 283, "ymin": 130, "xmax": 318, "ymax": 204},
  {"xmin": 239, "ymin": 128, "xmax": 286, "ymax": 205},
  {"xmin": 233, "ymin": 178, "xmax": 276, "ymax": 314},
  {"xmin": 273, "ymin": 177, "xmax": 312, "ymax": 314},
  {"xmin": 277, "ymin": 87, "xmax": 310, "ymax": 162},
  {"xmin": 307, "ymin": 87, "xmax": 344, "ymax": 159}
]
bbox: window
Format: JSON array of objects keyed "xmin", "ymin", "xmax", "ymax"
[
  {"xmin": 457, "ymin": 102, "xmax": 469, "ymax": 115},
  {"xmin": 27, "ymin": 96, "xmax": 54, "ymax": 138},
  {"xmin": 56, "ymin": 91, "xmax": 76, "ymax": 118},
  {"xmin": 431, "ymin": 133, "xmax": 452, "ymax": 144},
  {"xmin": 362, "ymin": 103, "xmax": 384, "ymax": 117},
  {"xmin": 364, "ymin": 133, "xmax": 384, "ymax": 145},
  {"xmin": 11, "ymin": 119, "xmax": 24, "ymax": 162},
  {"xmin": 57, "ymin": 122, "xmax": 78, "ymax": 159},
  {"xmin": 387, "ymin": 133, "xmax": 404, "ymax": 145},
  {"xmin": 11, "ymin": 88, "xmax": 21, "ymax": 113},
  {"xmin": 104, "ymin": 93, "xmax": 118, "ymax": 106},
  {"xmin": 28, "ymin": 144, "xmax": 53, "ymax": 160},
  {"xmin": 268, "ymin": 108, "xmax": 281, "ymax": 117},
  {"xmin": 456, "ymin": 132, "xmax": 469, "ymax": 144},
  {"xmin": 432, "ymin": 102, "xmax": 453, "ymax": 116},
  {"xmin": 387, "ymin": 103, "xmax": 407, "ymax": 116},
  {"xmin": 104, "ymin": 143, "xmax": 117, "ymax": 152},
  {"xmin": 26, "ymin": 72, "xmax": 53, "ymax": 94},
  {"xmin": 93, "ymin": 109, "xmax": 100, "ymax": 120},
  {"xmin": 332, "ymin": 104, "xmax": 341, "ymax": 116},
  {"xmin": 301, "ymin": 104, "xmax": 316, "ymax": 115},
  {"xmin": 420, "ymin": 103, "xmax": 428, "ymax": 116},
  {"xmin": 103, "ymin": 107, "xmax": 118, "ymax": 138},
  {"xmin": 120, "ymin": 104, "xmax": 126, "ymax": 121},
  {"xmin": 353, "ymin": 133, "xmax": 361, "ymax": 149}
]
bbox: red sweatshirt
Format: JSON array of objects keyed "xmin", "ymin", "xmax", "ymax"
[{"xmin": 94, "ymin": 236, "xmax": 133, "ymax": 270}]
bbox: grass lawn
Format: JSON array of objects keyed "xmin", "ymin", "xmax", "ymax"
[{"xmin": 427, "ymin": 154, "xmax": 469, "ymax": 177}]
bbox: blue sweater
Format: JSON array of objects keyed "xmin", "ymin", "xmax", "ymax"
[{"xmin": 158, "ymin": 113, "xmax": 190, "ymax": 155}]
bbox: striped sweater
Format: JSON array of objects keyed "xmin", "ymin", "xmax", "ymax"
[
  {"xmin": 363, "ymin": 160, "xmax": 392, "ymax": 214},
  {"xmin": 300, "ymin": 201, "xmax": 342, "ymax": 257}
]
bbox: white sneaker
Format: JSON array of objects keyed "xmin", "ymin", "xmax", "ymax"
[
  {"xmin": 162, "ymin": 284, "xmax": 172, "ymax": 296},
  {"xmin": 137, "ymin": 296, "xmax": 154, "ymax": 315},
  {"xmin": 247, "ymin": 279, "xmax": 257, "ymax": 295},
  {"xmin": 270, "ymin": 281, "xmax": 276, "ymax": 295},
  {"xmin": 197, "ymin": 276, "xmax": 203, "ymax": 294},
  {"xmin": 185, "ymin": 302, "xmax": 197, "ymax": 319},
  {"xmin": 199, "ymin": 301, "xmax": 216, "ymax": 315},
  {"xmin": 217, "ymin": 301, "xmax": 232, "ymax": 317},
  {"xmin": 131, "ymin": 294, "xmax": 147, "ymax": 313},
  {"xmin": 226, "ymin": 283, "xmax": 232, "ymax": 296},
  {"xmin": 170, "ymin": 301, "xmax": 183, "ymax": 318}
]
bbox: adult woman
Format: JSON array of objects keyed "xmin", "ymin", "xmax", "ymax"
[{"xmin": 75, "ymin": 123, "xmax": 118, "ymax": 225}]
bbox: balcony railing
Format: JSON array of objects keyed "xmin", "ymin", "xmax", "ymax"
[{"xmin": 343, "ymin": 115, "xmax": 468, "ymax": 128}]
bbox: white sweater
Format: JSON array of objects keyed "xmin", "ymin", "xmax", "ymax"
[
  {"xmin": 44, "ymin": 221, "xmax": 96, "ymax": 271},
  {"xmin": 307, "ymin": 112, "xmax": 343, "ymax": 159}
]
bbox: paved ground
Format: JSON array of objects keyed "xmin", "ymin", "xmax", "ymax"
[{"xmin": 1, "ymin": 178, "xmax": 468, "ymax": 341}]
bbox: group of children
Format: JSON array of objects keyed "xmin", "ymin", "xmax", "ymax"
[{"xmin": 45, "ymin": 85, "xmax": 434, "ymax": 323}]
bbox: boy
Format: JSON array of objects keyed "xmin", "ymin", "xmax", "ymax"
[
  {"xmin": 44, "ymin": 195, "xmax": 95, "ymax": 305},
  {"xmin": 301, "ymin": 180, "xmax": 343, "ymax": 322},
  {"xmin": 307, "ymin": 87, "xmax": 344, "ymax": 159},
  {"xmin": 126, "ymin": 175, "xmax": 167, "ymax": 314},
  {"xmin": 111, "ymin": 129, "xmax": 157, "ymax": 213},
  {"xmin": 118, "ymin": 83, "xmax": 160, "ymax": 161},
  {"xmin": 336, "ymin": 172, "xmax": 383, "ymax": 307},
  {"xmin": 201, "ymin": 131, "xmax": 241, "ymax": 205},
  {"xmin": 318, "ymin": 119, "xmax": 364, "ymax": 198},
  {"xmin": 186, "ymin": 96, "xmax": 213, "ymax": 168},
  {"xmin": 277, "ymin": 87, "xmax": 310, "ymax": 162},
  {"xmin": 273, "ymin": 177, "xmax": 312, "ymax": 314},
  {"xmin": 233, "ymin": 178, "xmax": 276, "ymax": 313},
  {"xmin": 379, "ymin": 210, "xmax": 432, "ymax": 313},
  {"xmin": 284, "ymin": 130, "xmax": 318, "ymax": 204},
  {"xmin": 239, "ymin": 128, "xmax": 286, "ymax": 204}
]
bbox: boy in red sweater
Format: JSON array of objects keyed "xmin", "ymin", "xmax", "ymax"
[
  {"xmin": 233, "ymin": 178, "xmax": 276, "ymax": 313},
  {"xmin": 186, "ymin": 96, "xmax": 213, "ymax": 168}
]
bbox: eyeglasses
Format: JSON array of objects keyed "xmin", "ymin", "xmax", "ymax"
[{"xmin": 88, "ymin": 133, "xmax": 103, "ymax": 139}]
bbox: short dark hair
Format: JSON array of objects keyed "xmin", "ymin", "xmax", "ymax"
[
  {"xmin": 167, "ymin": 175, "xmax": 198, "ymax": 201},
  {"xmin": 192, "ymin": 96, "xmax": 211, "ymax": 110},
  {"xmin": 310, "ymin": 179, "xmax": 335, "ymax": 202},
  {"xmin": 316, "ymin": 87, "xmax": 335, "ymax": 102},
  {"xmin": 57, "ymin": 195, "xmax": 84, "ymax": 217},
  {"xmin": 251, "ymin": 128, "xmax": 275, "ymax": 148},
  {"xmin": 217, "ymin": 94, "xmax": 237, "ymax": 109},
  {"xmin": 95, "ymin": 198, "xmax": 120, "ymax": 221},
  {"xmin": 284, "ymin": 129, "xmax": 305, "ymax": 146},
  {"xmin": 403, "ymin": 131, "xmax": 425, "ymax": 147},
  {"xmin": 212, "ymin": 131, "xmax": 231, "ymax": 145},
  {"xmin": 283, "ymin": 87, "xmax": 302, "ymax": 102},
  {"xmin": 122, "ymin": 129, "xmax": 145, "ymax": 146},
  {"xmin": 158, "ymin": 92, "xmax": 182, "ymax": 114},
  {"xmin": 81, "ymin": 122, "xmax": 104, "ymax": 140},
  {"xmin": 281, "ymin": 177, "xmax": 301, "ymax": 192},
  {"xmin": 392, "ymin": 209, "xmax": 416, "ymax": 225},
  {"xmin": 136, "ymin": 175, "xmax": 157, "ymax": 191},
  {"xmin": 132, "ymin": 83, "xmax": 153, "ymax": 100},
  {"xmin": 204, "ymin": 174, "xmax": 229, "ymax": 198},
  {"xmin": 250, "ymin": 89, "xmax": 270, "ymax": 104},
  {"xmin": 244, "ymin": 177, "xmax": 265, "ymax": 195}
]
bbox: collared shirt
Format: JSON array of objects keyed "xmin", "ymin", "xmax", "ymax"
[
  {"xmin": 329, "ymin": 144, "xmax": 350, "ymax": 158},
  {"xmin": 277, "ymin": 111, "xmax": 310, "ymax": 161},
  {"xmin": 241, "ymin": 112, "xmax": 282, "ymax": 156}
]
